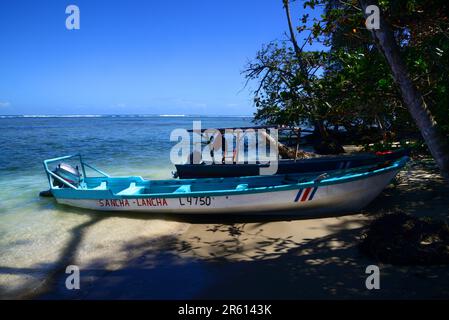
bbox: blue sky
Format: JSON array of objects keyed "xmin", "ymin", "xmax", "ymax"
[{"xmin": 0, "ymin": 0, "xmax": 323, "ymax": 115}]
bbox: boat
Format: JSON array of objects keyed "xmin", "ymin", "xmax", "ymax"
[
  {"xmin": 42, "ymin": 154, "xmax": 408, "ymax": 215},
  {"xmin": 174, "ymin": 148, "xmax": 409, "ymax": 179}
]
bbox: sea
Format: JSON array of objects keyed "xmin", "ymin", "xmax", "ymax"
[{"xmin": 0, "ymin": 115, "xmax": 253, "ymax": 297}]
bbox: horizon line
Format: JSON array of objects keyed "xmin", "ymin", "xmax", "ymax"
[{"xmin": 0, "ymin": 113, "xmax": 255, "ymax": 118}]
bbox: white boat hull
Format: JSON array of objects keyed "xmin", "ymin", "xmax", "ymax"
[{"xmin": 56, "ymin": 169, "xmax": 399, "ymax": 215}]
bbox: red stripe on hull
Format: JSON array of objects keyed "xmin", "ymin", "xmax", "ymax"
[{"xmin": 300, "ymin": 187, "xmax": 312, "ymax": 202}]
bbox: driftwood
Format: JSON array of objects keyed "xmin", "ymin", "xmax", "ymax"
[{"xmin": 258, "ymin": 130, "xmax": 316, "ymax": 159}]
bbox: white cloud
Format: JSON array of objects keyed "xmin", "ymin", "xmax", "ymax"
[{"xmin": 0, "ymin": 101, "xmax": 11, "ymax": 107}]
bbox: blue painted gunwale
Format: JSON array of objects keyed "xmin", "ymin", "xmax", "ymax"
[
  {"xmin": 45, "ymin": 155, "xmax": 409, "ymax": 200},
  {"xmin": 175, "ymin": 148, "xmax": 410, "ymax": 178}
]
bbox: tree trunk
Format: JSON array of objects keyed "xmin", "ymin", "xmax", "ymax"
[
  {"xmin": 283, "ymin": 0, "xmax": 302, "ymax": 59},
  {"xmin": 359, "ymin": 0, "xmax": 449, "ymax": 180},
  {"xmin": 314, "ymin": 120, "xmax": 328, "ymax": 139},
  {"xmin": 283, "ymin": 0, "xmax": 345, "ymax": 155},
  {"xmin": 282, "ymin": 0, "xmax": 310, "ymax": 85}
]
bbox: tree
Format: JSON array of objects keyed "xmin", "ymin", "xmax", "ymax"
[
  {"xmin": 244, "ymin": 0, "xmax": 449, "ymax": 170},
  {"xmin": 359, "ymin": 0, "xmax": 449, "ymax": 179},
  {"xmin": 244, "ymin": 0, "xmax": 345, "ymax": 154}
]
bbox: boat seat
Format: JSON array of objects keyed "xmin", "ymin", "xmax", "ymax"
[
  {"xmin": 235, "ymin": 183, "xmax": 248, "ymax": 190},
  {"xmin": 116, "ymin": 182, "xmax": 145, "ymax": 195},
  {"xmin": 92, "ymin": 181, "xmax": 108, "ymax": 190},
  {"xmin": 174, "ymin": 185, "xmax": 191, "ymax": 193}
]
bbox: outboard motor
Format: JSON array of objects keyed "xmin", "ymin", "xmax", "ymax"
[{"xmin": 52, "ymin": 163, "xmax": 81, "ymax": 188}]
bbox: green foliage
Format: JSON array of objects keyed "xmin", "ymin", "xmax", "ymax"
[
  {"xmin": 244, "ymin": 0, "xmax": 449, "ymax": 144},
  {"xmin": 243, "ymin": 41, "xmax": 328, "ymax": 127}
]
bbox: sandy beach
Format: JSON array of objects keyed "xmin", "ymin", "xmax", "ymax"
[
  {"xmin": 1, "ymin": 157, "xmax": 447, "ymax": 299},
  {"xmin": 2, "ymin": 0, "xmax": 449, "ymax": 303}
]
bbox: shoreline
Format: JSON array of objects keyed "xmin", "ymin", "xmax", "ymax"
[
  {"xmin": 2, "ymin": 156, "xmax": 449, "ymax": 299},
  {"xmin": 0, "ymin": 114, "xmax": 255, "ymax": 119}
]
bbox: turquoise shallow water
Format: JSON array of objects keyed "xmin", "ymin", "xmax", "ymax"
[{"xmin": 0, "ymin": 115, "xmax": 253, "ymax": 297}]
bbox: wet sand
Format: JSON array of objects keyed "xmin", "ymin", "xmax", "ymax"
[{"xmin": 2, "ymin": 157, "xmax": 449, "ymax": 299}]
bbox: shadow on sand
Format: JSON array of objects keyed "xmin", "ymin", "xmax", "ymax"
[{"xmin": 2, "ymin": 158, "xmax": 448, "ymax": 299}]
